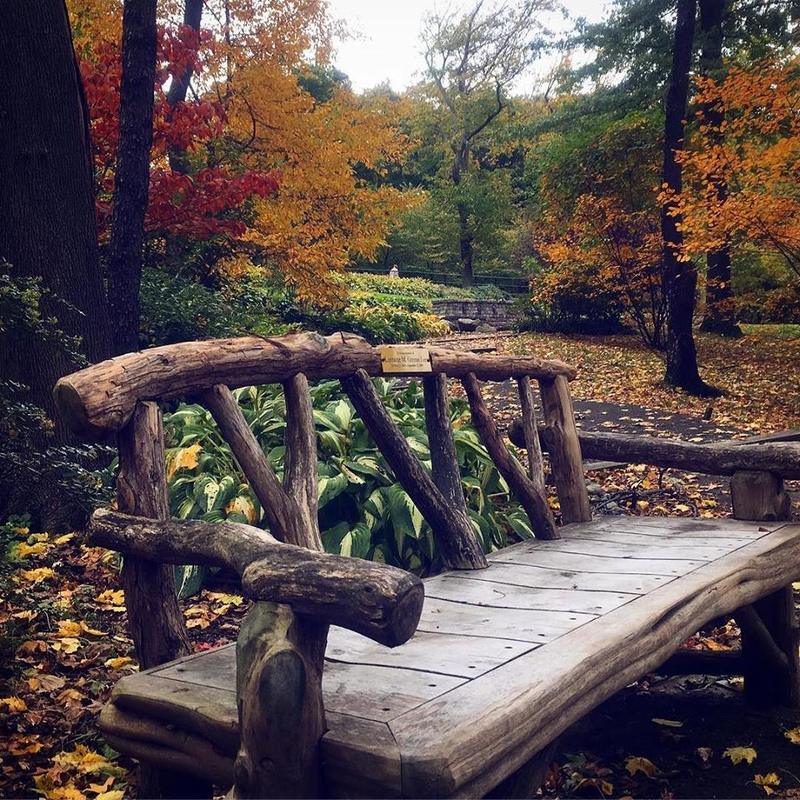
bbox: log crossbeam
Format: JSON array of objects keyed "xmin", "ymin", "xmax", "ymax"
[{"xmin": 89, "ymin": 509, "xmax": 423, "ymax": 648}]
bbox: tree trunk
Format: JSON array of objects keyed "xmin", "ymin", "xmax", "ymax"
[
  {"xmin": 106, "ymin": 0, "xmax": 158, "ymax": 355},
  {"xmin": 166, "ymin": 0, "xmax": 203, "ymax": 174},
  {"xmin": 697, "ymin": 0, "xmax": 742, "ymax": 338},
  {"xmin": 661, "ymin": 0, "xmax": 719, "ymax": 396},
  {"xmin": 0, "ymin": 0, "xmax": 112, "ymax": 528},
  {"xmin": 452, "ymin": 140, "xmax": 474, "ymax": 288},
  {"xmin": 0, "ymin": 0, "xmax": 112, "ymax": 420}
]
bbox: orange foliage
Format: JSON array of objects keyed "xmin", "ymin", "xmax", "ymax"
[
  {"xmin": 67, "ymin": 0, "xmax": 415, "ymax": 302},
  {"xmin": 672, "ymin": 60, "xmax": 800, "ymax": 279}
]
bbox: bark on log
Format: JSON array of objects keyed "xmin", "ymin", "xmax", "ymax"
[
  {"xmin": 232, "ymin": 603, "xmax": 326, "ymax": 799},
  {"xmin": 422, "ymin": 375, "xmax": 470, "ymax": 521},
  {"xmin": 731, "ymin": 470, "xmax": 792, "ymax": 521},
  {"xmin": 462, "ymin": 373, "xmax": 557, "ymax": 540},
  {"xmin": 282, "ymin": 374, "xmax": 322, "ymax": 551},
  {"xmin": 54, "ymin": 331, "xmax": 576, "ymax": 438},
  {"xmin": 516, "ymin": 376, "xmax": 556, "ymax": 538},
  {"xmin": 199, "ymin": 384, "xmax": 307, "ymax": 546},
  {"xmin": 89, "ymin": 509, "xmax": 423, "ymax": 647},
  {"xmin": 342, "ymin": 369, "xmax": 487, "ymax": 570},
  {"xmin": 507, "ymin": 423, "xmax": 800, "ymax": 480},
  {"xmin": 116, "ymin": 403, "xmax": 191, "ymax": 670},
  {"xmin": 538, "ymin": 377, "xmax": 591, "ymax": 523}
]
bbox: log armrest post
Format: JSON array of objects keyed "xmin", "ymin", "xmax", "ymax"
[
  {"xmin": 731, "ymin": 469, "xmax": 799, "ymax": 708},
  {"xmin": 538, "ymin": 376, "xmax": 591, "ymax": 524}
]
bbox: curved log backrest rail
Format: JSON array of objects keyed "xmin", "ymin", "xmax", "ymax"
[
  {"xmin": 53, "ymin": 331, "xmax": 576, "ymax": 439},
  {"xmin": 89, "ymin": 509, "xmax": 424, "ymax": 648}
]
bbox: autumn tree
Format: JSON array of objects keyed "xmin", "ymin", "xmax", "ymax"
[
  {"xmin": 675, "ymin": 59, "xmax": 800, "ymax": 285},
  {"xmin": 421, "ymin": 0, "xmax": 552, "ymax": 286}
]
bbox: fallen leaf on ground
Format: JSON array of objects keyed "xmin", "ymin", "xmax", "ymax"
[
  {"xmin": 723, "ymin": 746, "xmax": 758, "ymax": 765},
  {"xmin": 624, "ymin": 756, "xmax": 658, "ymax": 778}
]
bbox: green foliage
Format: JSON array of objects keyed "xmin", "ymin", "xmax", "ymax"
[
  {"xmin": 163, "ymin": 380, "xmax": 534, "ymax": 575},
  {"xmin": 139, "ymin": 268, "xmax": 291, "ymax": 346},
  {"xmin": 0, "ymin": 273, "xmax": 115, "ymax": 527}
]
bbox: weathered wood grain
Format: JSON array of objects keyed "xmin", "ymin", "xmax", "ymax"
[
  {"xmin": 517, "ymin": 375, "xmax": 556, "ymax": 536},
  {"xmin": 89, "ymin": 509, "xmax": 423, "ymax": 647},
  {"xmin": 538, "ymin": 537, "xmax": 732, "ymax": 561},
  {"xmin": 282, "ymin": 373, "xmax": 322, "ymax": 550},
  {"xmin": 55, "ymin": 331, "xmax": 577, "ymax": 438},
  {"xmin": 475, "ymin": 560, "xmax": 671, "ymax": 593},
  {"xmin": 116, "ymin": 402, "xmax": 191, "ymax": 670},
  {"xmin": 462, "ymin": 372, "xmax": 557, "ymax": 540},
  {"xmin": 424, "ymin": 575, "xmax": 636, "ymax": 614},
  {"xmin": 508, "ymin": 421, "xmax": 800, "ymax": 479},
  {"xmin": 326, "ymin": 627, "xmax": 536, "ymax": 678},
  {"xmin": 390, "ymin": 524, "xmax": 800, "ymax": 797},
  {"xmin": 417, "ymin": 598, "xmax": 595, "ymax": 642},
  {"xmin": 538, "ymin": 376, "xmax": 591, "ymax": 523}
]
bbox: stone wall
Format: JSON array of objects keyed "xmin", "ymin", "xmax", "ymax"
[{"xmin": 431, "ymin": 299, "xmax": 518, "ymax": 331}]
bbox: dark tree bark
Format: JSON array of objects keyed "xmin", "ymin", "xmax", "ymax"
[
  {"xmin": 0, "ymin": 0, "xmax": 112, "ymax": 527},
  {"xmin": 106, "ymin": 0, "xmax": 158, "ymax": 355},
  {"xmin": 0, "ymin": 0, "xmax": 112, "ymax": 421},
  {"xmin": 698, "ymin": 0, "xmax": 742, "ymax": 338},
  {"xmin": 166, "ymin": 0, "xmax": 203, "ymax": 174},
  {"xmin": 661, "ymin": 0, "xmax": 720, "ymax": 396}
]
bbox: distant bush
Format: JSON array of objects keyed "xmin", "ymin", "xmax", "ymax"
[
  {"xmin": 521, "ymin": 268, "xmax": 628, "ymax": 335},
  {"xmin": 735, "ymin": 285, "xmax": 800, "ymax": 324},
  {"xmin": 140, "ymin": 268, "xmax": 292, "ymax": 346}
]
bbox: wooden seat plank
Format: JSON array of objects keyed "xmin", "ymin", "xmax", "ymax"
[
  {"xmin": 492, "ymin": 546, "xmax": 704, "ymax": 575},
  {"xmin": 326, "ymin": 628, "xmax": 535, "ymax": 678},
  {"xmin": 536, "ymin": 537, "xmax": 734, "ymax": 561},
  {"xmin": 567, "ymin": 529, "xmax": 756, "ymax": 549},
  {"xmin": 599, "ymin": 517, "xmax": 782, "ymax": 535},
  {"xmin": 424, "ymin": 574, "xmax": 637, "ymax": 614},
  {"xmin": 477, "ymin": 560, "xmax": 673, "ymax": 593},
  {"xmin": 389, "ymin": 523, "xmax": 800, "ymax": 798},
  {"xmin": 417, "ymin": 598, "xmax": 595, "ymax": 642}
]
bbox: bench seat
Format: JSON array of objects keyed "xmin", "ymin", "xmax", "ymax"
[{"xmin": 100, "ymin": 517, "xmax": 800, "ymax": 797}]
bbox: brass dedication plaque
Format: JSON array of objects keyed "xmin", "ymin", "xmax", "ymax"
[{"xmin": 377, "ymin": 345, "xmax": 432, "ymax": 374}]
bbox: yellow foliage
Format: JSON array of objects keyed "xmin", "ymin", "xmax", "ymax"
[
  {"xmin": 723, "ymin": 746, "xmax": 758, "ymax": 765},
  {"xmin": 166, "ymin": 443, "xmax": 201, "ymax": 480},
  {"xmin": 0, "ymin": 696, "xmax": 28, "ymax": 713},
  {"xmin": 18, "ymin": 567, "xmax": 56, "ymax": 584}
]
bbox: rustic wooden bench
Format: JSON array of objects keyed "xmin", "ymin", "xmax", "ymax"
[{"xmin": 54, "ymin": 331, "xmax": 800, "ymax": 799}]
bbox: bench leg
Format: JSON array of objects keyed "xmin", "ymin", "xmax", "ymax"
[
  {"xmin": 739, "ymin": 587, "xmax": 800, "ymax": 708},
  {"xmin": 486, "ymin": 740, "xmax": 559, "ymax": 799},
  {"xmin": 139, "ymin": 764, "xmax": 213, "ymax": 799}
]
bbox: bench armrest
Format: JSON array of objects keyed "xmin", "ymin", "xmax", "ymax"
[
  {"xmin": 509, "ymin": 419, "xmax": 800, "ymax": 479},
  {"xmin": 89, "ymin": 508, "xmax": 423, "ymax": 647}
]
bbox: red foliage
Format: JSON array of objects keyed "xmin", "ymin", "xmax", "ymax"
[{"xmin": 79, "ymin": 24, "xmax": 279, "ymax": 241}]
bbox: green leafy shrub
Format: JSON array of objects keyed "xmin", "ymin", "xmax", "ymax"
[
  {"xmin": 735, "ymin": 285, "xmax": 800, "ymax": 324},
  {"xmin": 140, "ymin": 268, "xmax": 292, "ymax": 346},
  {"xmin": 163, "ymin": 379, "xmax": 534, "ymax": 575}
]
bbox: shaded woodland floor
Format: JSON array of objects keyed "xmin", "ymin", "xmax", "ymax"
[{"xmin": 2, "ymin": 327, "xmax": 800, "ymax": 799}]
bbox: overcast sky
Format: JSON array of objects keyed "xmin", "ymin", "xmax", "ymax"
[{"xmin": 327, "ymin": 0, "xmax": 609, "ymax": 93}]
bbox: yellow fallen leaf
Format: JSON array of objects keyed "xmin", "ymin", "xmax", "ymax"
[
  {"xmin": 652, "ymin": 717, "xmax": 683, "ymax": 728},
  {"xmin": 57, "ymin": 620, "xmax": 83, "ymax": 638},
  {"xmin": 14, "ymin": 541, "xmax": 49, "ymax": 558},
  {"xmin": 785, "ymin": 727, "xmax": 800, "ymax": 745},
  {"xmin": 48, "ymin": 786, "xmax": 86, "ymax": 800},
  {"xmin": 674, "ymin": 504, "xmax": 692, "ymax": 513},
  {"xmin": 205, "ymin": 592, "xmax": 244, "ymax": 606},
  {"xmin": 723, "ymin": 746, "xmax": 757, "ymax": 765},
  {"xmin": 55, "ymin": 744, "xmax": 112, "ymax": 774},
  {"xmin": 87, "ymin": 777, "xmax": 114, "ymax": 794},
  {"xmin": 95, "ymin": 589, "xmax": 125, "ymax": 612},
  {"xmin": 17, "ymin": 639, "xmax": 48, "ymax": 656},
  {"xmin": 0, "ymin": 696, "xmax": 27, "ymax": 712},
  {"xmin": 18, "ymin": 566, "xmax": 56, "ymax": 583},
  {"xmin": 79, "ymin": 621, "xmax": 105, "ymax": 636},
  {"xmin": 754, "ymin": 773, "xmax": 781, "ymax": 795},
  {"xmin": 225, "ymin": 495, "xmax": 257, "ymax": 524},
  {"xmin": 51, "ymin": 637, "xmax": 81, "ymax": 654},
  {"xmin": 104, "ymin": 656, "xmax": 134, "ymax": 669},
  {"xmin": 635, "ymin": 500, "xmax": 650, "ymax": 512},
  {"xmin": 52, "ymin": 533, "xmax": 76, "ymax": 545},
  {"xmin": 95, "ymin": 792, "xmax": 125, "ymax": 800},
  {"xmin": 624, "ymin": 756, "xmax": 657, "ymax": 778}
]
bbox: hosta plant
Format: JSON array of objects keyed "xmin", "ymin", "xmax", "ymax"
[{"xmin": 163, "ymin": 378, "xmax": 535, "ymax": 578}]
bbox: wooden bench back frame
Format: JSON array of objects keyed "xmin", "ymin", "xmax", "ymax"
[{"xmin": 58, "ymin": 331, "xmax": 590, "ymax": 798}]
